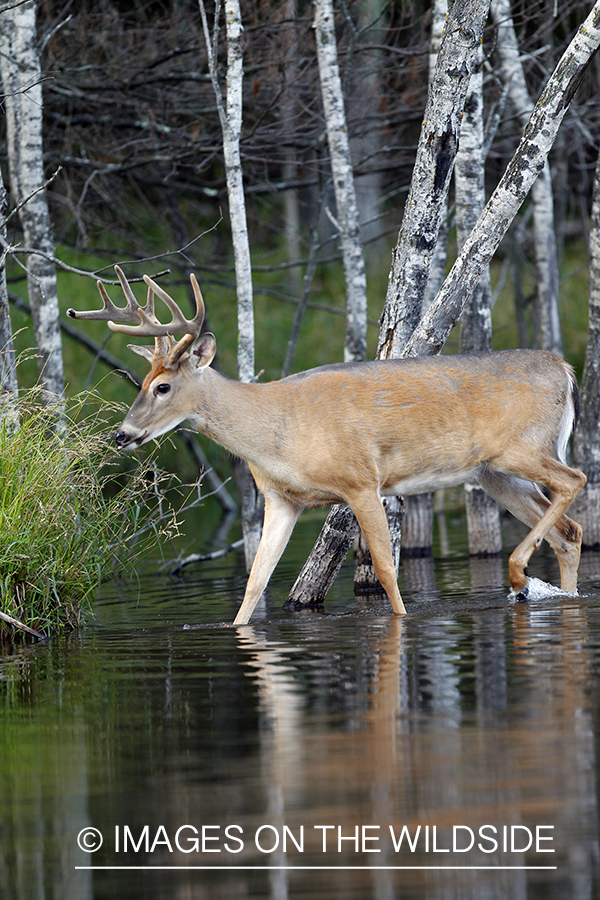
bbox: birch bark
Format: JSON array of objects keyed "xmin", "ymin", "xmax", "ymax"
[
  {"xmin": 199, "ymin": 0, "xmax": 261, "ymax": 568},
  {"xmin": 401, "ymin": 0, "xmax": 449, "ymax": 559},
  {"xmin": 456, "ymin": 42, "xmax": 502, "ymax": 555},
  {"xmin": 0, "ymin": 168, "xmax": 18, "ymax": 426},
  {"xmin": 314, "ymin": 0, "xmax": 367, "ymax": 363},
  {"xmin": 377, "ymin": 0, "xmax": 492, "ymax": 361},
  {"xmin": 403, "ymin": 0, "xmax": 600, "ymax": 360},
  {"xmin": 572, "ymin": 146, "xmax": 600, "ymax": 546},
  {"xmin": 491, "ymin": 0, "xmax": 562, "ymax": 355},
  {"xmin": 0, "ymin": 0, "xmax": 64, "ymax": 400},
  {"xmin": 288, "ymin": 0, "xmax": 491, "ymax": 606}
]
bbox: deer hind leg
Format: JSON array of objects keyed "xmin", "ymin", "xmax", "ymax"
[
  {"xmin": 478, "ymin": 463, "xmax": 586, "ymax": 594},
  {"xmin": 348, "ymin": 491, "xmax": 406, "ymax": 615},
  {"xmin": 233, "ymin": 492, "xmax": 302, "ymax": 626}
]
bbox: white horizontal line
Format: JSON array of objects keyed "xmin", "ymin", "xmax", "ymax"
[{"xmin": 75, "ymin": 865, "xmax": 558, "ymax": 871}]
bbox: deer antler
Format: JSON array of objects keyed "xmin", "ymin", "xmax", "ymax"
[{"xmin": 67, "ymin": 266, "xmax": 206, "ymax": 366}]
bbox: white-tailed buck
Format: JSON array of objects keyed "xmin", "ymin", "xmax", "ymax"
[{"xmin": 68, "ymin": 267, "xmax": 586, "ymax": 625}]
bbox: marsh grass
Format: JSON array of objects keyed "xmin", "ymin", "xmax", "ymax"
[{"xmin": 0, "ymin": 389, "xmax": 184, "ymax": 636}]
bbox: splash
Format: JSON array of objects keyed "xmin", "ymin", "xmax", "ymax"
[{"xmin": 510, "ymin": 577, "xmax": 576, "ymax": 603}]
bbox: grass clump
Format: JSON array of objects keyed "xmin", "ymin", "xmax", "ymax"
[{"xmin": 0, "ymin": 389, "xmax": 181, "ymax": 636}]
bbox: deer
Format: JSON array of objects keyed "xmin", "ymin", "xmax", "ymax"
[{"xmin": 68, "ymin": 266, "xmax": 587, "ymax": 626}]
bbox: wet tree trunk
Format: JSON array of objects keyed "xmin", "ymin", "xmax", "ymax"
[
  {"xmin": 491, "ymin": 0, "xmax": 562, "ymax": 355},
  {"xmin": 0, "ymin": 1, "xmax": 64, "ymax": 401},
  {"xmin": 199, "ymin": 0, "xmax": 262, "ymax": 569},
  {"xmin": 401, "ymin": 0, "xmax": 449, "ymax": 560},
  {"xmin": 456, "ymin": 41, "xmax": 502, "ymax": 555},
  {"xmin": 314, "ymin": 0, "xmax": 367, "ymax": 364},
  {"xmin": 572, "ymin": 146, "xmax": 600, "ymax": 547},
  {"xmin": 288, "ymin": 0, "xmax": 492, "ymax": 606}
]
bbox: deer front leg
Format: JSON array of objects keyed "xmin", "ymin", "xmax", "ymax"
[
  {"xmin": 233, "ymin": 492, "xmax": 303, "ymax": 626},
  {"xmin": 349, "ymin": 491, "xmax": 407, "ymax": 615}
]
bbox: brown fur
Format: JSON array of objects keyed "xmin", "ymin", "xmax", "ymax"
[{"xmin": 116, "ymin": 347, "xmax": 586, "ymax": 625}]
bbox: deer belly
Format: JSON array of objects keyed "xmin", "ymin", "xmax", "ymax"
[{"xmin": 382, "ymin": 467, "xmax": 479, "ymax": 497}]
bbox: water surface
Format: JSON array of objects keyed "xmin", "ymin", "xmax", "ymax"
[{"xmin": 2, "ymin": 519, "xmax": 600, "ymax": 899}]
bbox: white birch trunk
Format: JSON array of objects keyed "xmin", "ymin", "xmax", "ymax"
[
  {"xmin": 0, "ymin": 168, "xmax": 18, "ymax": 426},
  {"xmin": 314, "ymin": 0, "xmax": 367, "ymax": 363},
  {"xmin": 282, "ymin": 1, "xmax": 301, "ymax": 295},
  {"xmin": 456, "ymin": 43, "xmax": 502, "ymax": 555},
  {"xmin": 572, "ymin": 145, "xmax": 600, "ymax": 546},
  {"xmin": 199, "ymin": 0, "xmax": 261, "ymax": 568},
  {"xmin": 401, "ymin": 0, "xmax": 450, "ymax": 559},
  {"xmin": 491, "ymin": 0, "xmax": 562, "ymax": 355},
  {"xmin": 0, "ymin": 1, "xmax": 64, "ymax": 400},
  {"xmin": 378, "ymin": 0, "xmax": 492, "ymax": 361}
]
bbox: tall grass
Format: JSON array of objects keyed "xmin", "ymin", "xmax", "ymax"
[{"xmin": 0, "ymin": 389, "xmax": 181, "ymax": 635}]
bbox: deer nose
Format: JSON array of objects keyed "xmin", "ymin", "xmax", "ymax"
[{"xmin": 115, "ymin": 430, "xmax": 130, "ymax": 449}]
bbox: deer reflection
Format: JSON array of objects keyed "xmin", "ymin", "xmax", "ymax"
[
  {"xmin": 236, "ymin": 617, "xmax": 405, "ymax": 899},
  {"xmin": 233, "ymin": 576, "xmax": 600, "ymax": 900}
]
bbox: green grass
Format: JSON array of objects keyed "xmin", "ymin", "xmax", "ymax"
[{"xmin": 0, "ymin": 388, "xmax": 182, "ymax": 636}]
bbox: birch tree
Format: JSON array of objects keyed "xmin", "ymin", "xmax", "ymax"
[
  {"xmin": 401, "ymin": 0, "xmax": 449, "ymax": 559},
  {"xmin": 456, "ymin": 41, "xmax": 502, "ymax": 555},
  {"xmin": 491, "ymin": 0, "xmax": 562, "ymax": 355},
  {"xmin": 199, "ymin": 0, "xmax": 262, "ymax": 568},
  {"xmin": 287, "ymin": 0, "xmax": 492, "ymax": 607},
  {"xmin": 0, "ymin": 167, "xmax": 17, "ymax": 423},
  {"xmin": 314, "ymin": 0, "xmax": 367, "ymax": 363},
  {"xmin": 572, "ymin": 147, "xmax": 600, "ymax": 546},
  {"xmin": 0, "ymin": 0, "xmax": 64, "ymax": 400},
  {"xmin": 403, "ymin": 1, "xmax": 600, "ymax": 361}
]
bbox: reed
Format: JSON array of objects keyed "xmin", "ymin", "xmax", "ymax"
[{"xmin": 0, "ymin": 389, "xmax": 179, "ymax": 635}]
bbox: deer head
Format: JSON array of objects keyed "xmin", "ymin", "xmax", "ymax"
[{"xmin": 67, "ymin": 266, "xmax": 216, "ymax": 448}]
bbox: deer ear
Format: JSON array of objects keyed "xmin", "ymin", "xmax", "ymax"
[
  {"xmin": 128, "ymin": 343, "xmax": 155, "ymax": 362},
  {"xmin": 191, "ymin": 332, "xmax": 216, "ymax": 369}
]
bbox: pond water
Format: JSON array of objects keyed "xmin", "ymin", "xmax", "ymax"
[{"xmin": 2, "ymin": 515, "xmax": 600, "ymax": 900}]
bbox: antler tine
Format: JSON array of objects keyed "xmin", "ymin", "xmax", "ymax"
[
  {"xmin": 67, "ymin": 264, "xmax": 148, "ymax": 325},
  {"xmin": 143, "ymin": 274, "xmax": 205, "ymax": 336}
]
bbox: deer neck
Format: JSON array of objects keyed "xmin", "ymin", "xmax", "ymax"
[{"xmin": 186, "ymin": 367, "xmax": 280, "ymax": 465}]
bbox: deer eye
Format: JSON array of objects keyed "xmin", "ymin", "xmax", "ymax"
[{"xmin": 156, "ymin": 383, "xmax": 171, "ymax": 395}]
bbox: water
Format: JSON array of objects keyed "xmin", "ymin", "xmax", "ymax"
[{"xmin": 2, "ymin": 517, "xmax": 600, "ymax": 900}]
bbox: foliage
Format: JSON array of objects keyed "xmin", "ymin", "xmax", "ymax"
[{"xmin": 0, "ymin": 388, "xmax": 184, "ymax": 635}]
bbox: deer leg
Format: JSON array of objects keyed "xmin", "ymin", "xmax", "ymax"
[
  {"xmin": 233, "ymin": 492, "xmax": 302, "ymax": 626},
  {"xmin": 478, "ymin": 464, "xmax": 586, "ymax": 593},
  {"xmin": 349, "ymin": 492, "xmax": 406, "ymax": 615}
]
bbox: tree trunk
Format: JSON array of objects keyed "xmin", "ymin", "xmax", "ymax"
[
  {"xmin": 0, "ymin": 168, "xmax": 18, "ymax": 427},
  {"xmin": 314, "ymin": 0, "xmax": 367, "ymax": 364},
  {"xmin": 288, "ymin": 0, "xmax": 492, "ymax": 607},
  {"xmin": 401, "ymin": 0, "xmax": 449, "ymax": 560},
  {"xmin": 199, "ymin": 0, "xmax": 262, "ymax": 569},
  {"xmin": 377, "ymin": 0, "xmax": 492, "ymax": 361},
  {"xmin": 456, "ymin": 41, "xmax": 502, "ymax": 555},
  {"xmin": 572, "ymin": 145, "xmax": 600, "ymax": 547},
  {"xmin": 0, "ymin": 1, "xmax": 64, "ymax": 401},
  {"xmin": 281, "ymin": 1, "xmax": 301, "ymax": 296},
  {"xmin": 491, "ymin": 0, "xmax": 562, "ymax": 355}
]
